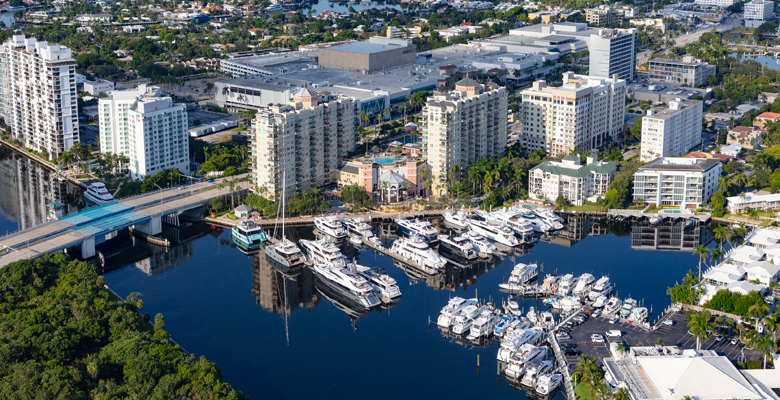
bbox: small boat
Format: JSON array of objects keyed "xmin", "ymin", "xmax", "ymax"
[
  {"xmin": 536, "ymin": 373, "xmax": 562, "ymax": 395},
  {"xmin": 604, "ymin": 297, "xmax": 622, "ymax": 315},
  {"xmin": 314, "ymin": 216, "xmax": 347, "ymax": 239},
  {"xmin": 593, "ymin": 295, "xmax": 607, "ymax": 309},
  {"xmin": 506, "ymin": 296, "xmax": 522, "ymax": 316},
  {"xmin": 463, "ymin": 229, "xmax": 497, "ymax": 255},
  {"xmin": 683, "ymin": 217, "xmax": 696, "ymax": 230},
  {"xmin": 342, "ymin": 217, "xmax": 375, "ymax": 238},
  {"xmin": 542, "ymin": 274, "xmax": 559, "ymax": 291},
  {"xmin": 467, "ymin": 308, "xmax": 502, "ymax": 341},
  {"xmin": 526, "ymin": 306, "xmax": 537, "ymax": 324},
  {"xmin": 551, "ymin": 296, "xmax": 581, "ymax": 311},
  {"xmin": 630, "ymin": 307, "xmax": 648, "ymax": 323},
  {"xmin": 437, "ymin": 297, "xmax": 478, "ymax": 328},
  {"xmin": 84, "ymin": 182, "xmax": 115, "ymax": 206},
  {"xmin": 494, "ymin": 316, "xmax": 518, "ymax": 338},
  {"xmin": 520, "ymin": 359, "xmax": 554, "ymax": 388},
  {"xmin": 349, "ymin": 236, "xmax": 363, "ymax": 246},
  {"xmin": 354, "ymin": 264, "xmax": 401, "ymax": 302},
  {"xmin": 572, "ymin": 273, "xmax": 595, "ymax": 297},
  {"xmin": 395, "ymin": 218, "xmax": 438, "ymax": 243},
  {"xmin": 648, "ymin": 216, "xmax": 660, "ymax": 225},
  {"xmin": 588, "ymin": 276, "xmax": 612, "ymax": 301},
  {"xmin": 367, "ymin": 236, "xmax": 384, "ymax": 250},
  {"xmin": 443, "ymin": 205, "xmax": 469, "ymax": 228},
  {"xmin": 499, "ymin": 263, "xmax": 539, "ymax": 292},
  {"xmin": 620, "ymin": 298, "xmax": 637, "ymax": 319},
  {"xmin": 557, "ymin": 274, "xmax": 578, "ymax": 295},
  {"xmin": 540, "ymin": 311, "xmax": 554, "ymax": 325}
]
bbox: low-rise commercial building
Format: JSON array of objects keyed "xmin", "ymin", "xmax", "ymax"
[
  {"xmin": 632, "ymin": 157, "xmax": 721, "ymax": 208},
  {"xmin": 727, "ymin": 192, "xmax": 780, "ymax": 213},
  {"xmin": 586, "ymin": 5, "xmax": 619, "ymax": 26},
  {"xmin": 744, "ymin": 0, "xmax": 775, "ymax": 27},
  {"xmin": 695, "ymin": 0, "xmax": 738, "ymax": 7},
  {"xmin": 338, "ymin": 158, "xmax": 429, "ymax": 197},
  {"xmin": 317, "ymin": 36, "xmax": 417, "ymax": 72},
  {"xmin": 647, "ymin": 56, "xmax": 716, "ymax": 86},
  {"xmin": 639, "ymin": 98, "xmax": 703, "ymax": 161},
  {"xmin": 83, "ymin": 79, "xmax": 114, "ymax": 96},
  {"xmin": 528, "ymin": 154, "xmax": 617, "ymax": 206},
  {"xmin": 629, "ymin": 18, "xmax": 669, "ymax": 32}
]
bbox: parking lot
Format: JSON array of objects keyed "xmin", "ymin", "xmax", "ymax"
[{"xmin": 556, "ymin": 310, "xmax": 761, "ymax": 371}]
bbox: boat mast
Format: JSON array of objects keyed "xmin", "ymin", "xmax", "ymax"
[{"xmin": 282, "ymin": 171, "xmax": 286, "ymax": 241}]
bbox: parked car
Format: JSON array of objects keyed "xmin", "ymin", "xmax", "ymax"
[
  {"xmin": 765, "ymin": 296, "xmax": 775, "ymax": 305},
  {"xmin": 662, "ymin": 319, "xmax": 675, "ymax": 326},
  {"xmin": 591, "ymin": 334, "xmax": 605, "ymax": 344},
  {"xmin": 609, "ymin": 317, "xmax": 618, "ymax": 324},
  {"xmin": 561, "ymin": 343, "xmax": 578, "ymax": 349},
  {"xmin": 564, "ymin": 348, "xmax": 582, "ymax": 356},
  {"xmin": 730, "ymin": 338, "xmax": 739, "ymax": 345},
  {"xmin": 556, "ymin": 332, "xmax": 572, "ymax": 341},
  {"xmin": 715, "ymin": 335, "xmax": 724, "ymax": 342}
]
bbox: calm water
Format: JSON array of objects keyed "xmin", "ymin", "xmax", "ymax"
[
  {"xmin": 730, "ymin": 52, "xmax": 780, "ymax": 69},
  {"xmin": 0, "ymin": 145, "xmax": 83, "ymax": 236},
  {"xmin": 304, "ymin": 0, "xmax": 403, "ymax": 14},
  {"xmin": 103, "ymin": 217, "xmax": 713, "ymax": 400}
]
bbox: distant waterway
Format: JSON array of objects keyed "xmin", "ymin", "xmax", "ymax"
[
  {"xmin": 730, "ymin": 52, "xmax": 780, "ymax": 70},
  {"xmin": 0, "ymin": 144, "xmax": 83, "ymax": 237},
  {"xmin": 103, "ymin": 217, "xmax": 713, "ymax": 400},
  {"xmin": 303, "ymin": 0, "xmax": 403, "ymax": 14}
]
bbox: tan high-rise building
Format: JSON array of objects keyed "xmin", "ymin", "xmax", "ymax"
[
  {"xmin": 422, "ymin": 78, "xmax": 507, "ymax": 196},
  {"xmin": 519, "ymin": 72, "xmax": 625, "ymax": 157},
  {"xmin": 251, "ymin": 85, "xmax": 356, "ymax": 200}
]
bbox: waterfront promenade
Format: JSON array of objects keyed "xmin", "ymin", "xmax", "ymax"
[{"xmin": 0, "ymin": 175, "xmax": 249, "ymax": 267}]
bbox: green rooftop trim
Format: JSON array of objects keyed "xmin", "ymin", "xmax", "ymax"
[
  {"xmin": 47, "ymin": 201, "xmax": 65, "ymax": 208},
  {"xmin": 530, "ymin": 160, "xmax": 617, "ymax": 179},
  {"xmin": 562, "ymin": 155, "xmax": 579, "ymax": 162}
]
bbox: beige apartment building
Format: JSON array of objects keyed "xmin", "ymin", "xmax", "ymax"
[
  {"xmin": 251, "ymin": 86, "xmax": 356, "ymax": 200},
  {"xmin": 529, "ymin": 154, "xmax": 617, "ymax": 206},
  {"xmin": 422, "ymin": 78, "xmax": 508, "ymax": 196},
  {"xmin": 0, "ymin": 35, "xmax": 78, "ymax": 159},
  {"xmin": 519, "ymin": 72, "xmax": 625, "ymax": 157},
  {"xmin": 586, "ymin": 6, "xmax": 618, "ymax": 26}
]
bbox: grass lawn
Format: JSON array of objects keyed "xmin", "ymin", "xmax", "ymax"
[
  {"xmin": 574, "ymin": 382, "xmax": 593, "ymax": 400},
  {"xmin": 730, "ymin": 27, "xmax": 755, "ymax": 34},
  {"xmin": 568, "ymin": 204, "xmax": 602, "ymax": 212}
]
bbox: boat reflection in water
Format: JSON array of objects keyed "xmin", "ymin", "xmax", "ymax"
[
  {"xmin": 438, "ymin": 325, "xmax": 495, "ymax": 348},
  {"xmin": 251, "ymin": 249, "xmax": 319, "ymax": 315},
  {"xmin": 314, "ymin": 277, "xmax": 397, "ymax": 330}
]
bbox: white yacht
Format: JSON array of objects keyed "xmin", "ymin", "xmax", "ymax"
[
  {"xmin": 526, "ymin": 306, "xmax": 538, "ymax": 324},
  {"xmin": 299, "ymin": 237, "xmax": 348, "ymax": 269},
  {"xmin": 572, "ymin": 273, "xmax": 596, "ymax": 296},
  {"xmin": 533, "ymin": 208, "xmax": 564, "ymax": 230},
  {"xmin": 631, "ymin": 307, "xmax": 648, "ymax": 322},
  {"xmin": 466, "ymin": 219, "xmax": 519, "ymax": 246},
  {"xmin": 620, "ymin": 298, "xmax": 637, "ymax": 319},
  {"xmin": 265, "ymin": 172, "xmax": 308, "ymax": 273},
  {"xmin": 557, "ymin": 274, "xmax": 577, "ymax": 295},
  {"xmin": 499, "ymin": 263, "xmax": 539, "ymax": 292},
  {"xmin": 84, "ymin": 182, "xmax": 115, "ymax": 206},
  {"xmin": 494, "ymin": 316, "xmax": 518, "ymax": 338},
  {"xmin": 443, "ymin": 206, "xmax": 469, "ymax": 228},
  {"xmin": 648, "ymin": 216, "xmax": 661, "ymax": 225},
  {"xmin": 521, "ymin": 359, "xmax": 554, "ymax": 388},
  {"xmin": 439, "ymin": 234, "xmax": 478, "ymax": 261},
  {"xmin": 451, "ymin": 304, "xmax": 481, "ymax": 335},
  {"xmin": 551, "ymin": 296, "xmax": 581, "ymax": 311},
  {"xmin": 589, "ymin": 276, "xmax": 612, "ymax": 301},
  {"xmin": 342, "ymin": 218, "xmax": 374, "ymax": 238},
  {"xmin": 313, "ymin": 216, "xmax": 347, "ymax": 239},
  {"xmin": 478, "ymin": 208, "xmax": 537, "ymax": 243},
  {"xmin": 349, "ymin": 236, "xmax": 363, "ymax": 246},
  {"xmin": 505, "ymin": 344, "xmax": 547, "ymax": 380},
  {"xmin": 367, "ymin": 236, "xmax": 384, "ymax": 250},
  {"xmin": 466, "ymin": 308, "xmax": 502, "ymax": 341},
  {"xmin": 390, "ymin": 236, "xmax": 446, "ymax": 272},
  {"xmin": 437, "ymin": 297, "xmax": 478, "ymax": 328},
  {"xmin": 513, "ymin": 207, "xmax": 554, "ymax": 233},
  {"xmin": 395, "ymin": 218, "xmax": 439, "ymax": 243},
  {"xmin": 313, "ymin": 264, "xmax": 380, "ymax": 308},
  {"xmin": 497, "ymin": 329, "xmax": 544, "ymax": 362},
  {"xmin": 354, "ymin": 264, "xmax": 401, "ymax": 302},
  {"xmin": 593, "ymin": 295, "xmax": 608, "ymax": 309},
  {"xmin": 536, "ymin": 373, "xmax": 562, "ymax": 395},
  {"xmin": 542, "ymin": 274, "xmax": 559, "ymax": 291},
  {"xmin": 463, "ymin": 229, "xmax": 497, "ymax": 255},
  {"xmin": 604, "ymin": 297, "xmax": 622, "ymax": 315}
]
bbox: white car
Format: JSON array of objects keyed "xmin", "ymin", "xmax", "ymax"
[
  {"xmin": 662, "ymin": 319, "xmax": 675, "ymax": 326},
  {"xmin": 609, "ymin": 317, "xmax": 618, "ymax": 324},
  {"xmin": 765, "ymin": 296, "xmax": 775, "ymax": 305},
  {"xmin": 591, "ymin": 334, "xmax": 605, "ymax": 344},
  {"xmin": 715, "ymin": 335, "xmax": 724, "ymax": 342}
]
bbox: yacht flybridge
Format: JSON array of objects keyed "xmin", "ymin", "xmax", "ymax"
[
  {"xmin": 84, "ymin": 182, "xmax": 115, "ymax": 206},
  {"xmin": 443, "ymin": 206, "xmax": 469, "ymax": 228},
  {"xmin": 341, "ymin": 218, "xmax": 374, "ymax": 238},
  {"xmin": 390, "ymin": 236, "xmax": 446, "ymax": 272},
  {"xmin": 437, "ymin": 297, "xmax": 478, "ymax": 329},
  {"xmin": 313, "ymin": 216, "xmax": 347, "ymax": 239},
  {"xmin": 395, "ymin": 218, "xmax": 439, "ymax": 243},
  {"xmin": 466, "ymin": 218, "xmax": 519, "ymax": 247},
  {"xmin": 299, "ymin": 237, "xmax": 348, "ymax": 269}
]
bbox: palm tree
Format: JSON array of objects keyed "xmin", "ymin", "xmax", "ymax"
[
  {"xmin": 613, "ymin": 388, "xmax": 631, "ymax": 400},
  {"xmin": 755, "ymin": 334, "xmax": 777, "ymax": 369},
  {"xmin": 358, "ymin": 129, "xmax": 371, "ymax": 156},
  {"xmin": 687, "ymin": 311, "xmax": 712, "ymax": 350},
  {"xmin": 692, "ymin": 245, "xmax": 709, "ymax": 281},
  {"xmin": 221, "ymin": 86, "xmax": 230, "ymax": 98},
  {"xmin": 749, "ymin": 303, "xmax": 769, "ymax": 321},
  {"xmin": 708, "ymin": 248, "xmax": 722, "ymax": 265},
  {"xmin": 763, "ymin": 313, "xmax": 780, "ymax": 342},
  {"xmin": 575, "ymin": 355, "xmax": 602, "ymax": 399},
  {"xmin": 712, "ymin": 225, "xmax": 728, "ymax": 251},
  {"xmin": 358, "ymin": 111, "xmax": 369, "ymax": 128},
  {"xmin": 381, "ymin": 180, "xmax": 390, "ymax": 203}
]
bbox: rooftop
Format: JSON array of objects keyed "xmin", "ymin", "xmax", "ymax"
[
  {"xmin": 637, "ymin": 157, "xmax": 721, "ymax": 172},
  {"xmin": 530, "ymin": 157, "xmax": 617, "ymax": 178},
  {"xmin": 757, "ymin": 112, "xmax": 780, "ymax": 120}
]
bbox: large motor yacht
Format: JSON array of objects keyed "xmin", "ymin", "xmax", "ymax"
[
  {"xmin": 265, "ymin": 171, "xmax": 307, "ymax": 273},
  {"xmin": 505, "ymin": 344, "xmax": 547, "ymax": 380},
  {"xmin": 299, "ymin": 237, "xmax": 348, "ymax": 269},
  {"xmin": 231, "ymin": 221, "xmax": 267, "ymax": 249},
  {"xmin": 521, "ymin": 359, "xmax": 555, "ymax": 388},
  {"xmin": 572, "ymin": 273, "xmax": 596, "ymax": 296},
  {"xmin": 389, "ymin": 236, "xmax": 446, "ymax": 272},
  {"xmin": 466, "ymin": 308, "xmax": 502, "ymax": 341},
  {"xmin": 463, "ymin": 229, "xmax": 497, "ymax": 255},
  {"xmin": 478, "ymin": 208, "xmax": 537, "ymax": 243},
  {"xmin": 451, "ymin": 304, "xmax": 482, "ymax": 335},
  {"xmin": 557, "ymin": 274, "xmax": 578, "ymax": 295},
  {"xmin": 313, "ymin": 264, "xmax": 380, "ymax": 308},
  {"xmin": 84, "ymin": 182, "xmax": 115, "ymax": 206},
  {"xmin": 341, "ymin": 217, "xmax": 374, "ymax": 238},
  {"xmin": 533, "ymin": 208, "xmax": 564, "ymax": 230},
  {"xmin": 438, "ymin": 234, "xmax": 478, "ymax": 262},
  {"xmin": 589, "ymin": 276, "xmax": 612, "ymax": 301},
  {"xmin": 499, "ymin": 263, "xmax": 539, "ymax": 292},
  {"xmin": 395, "ymin": 218, "xmax": 439, "ymax": 243},
  {"xmin": 353, "ymin": 264, "xmax": 401, "ymax": 302},
  {"xmin": 466, "ymin": 218, "xmax": 519, "ymax": 247},
  {"xmin": 437, "ymin": 297, "xmax": 478, "ymax": 328},
  {"xmin": 536, "ymin": 374, "xmax": 563, "ymax": 396},
  {"xmin": 496, "ymin": 329, "xmax": 544, "ymax": 363},
  {"xmin": 443, "ymin": 206, "xmax": 469, "ymax": 228},
  {"xmin": 313, "ymin": 216, "xmax": 347, "ymax": 239},
  {"xmin": 513, "ymin": 207, "xmax": 555, "ymax": 233}
]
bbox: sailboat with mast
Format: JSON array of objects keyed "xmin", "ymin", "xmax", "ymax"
[{"xmin": 265, "ymin": 172, "xmax": 308, "ymax": 273}]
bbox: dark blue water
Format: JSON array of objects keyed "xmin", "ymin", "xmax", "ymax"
[{"xmin": 102, "ymin": 217, "xmax": 713, "ymax": 399}]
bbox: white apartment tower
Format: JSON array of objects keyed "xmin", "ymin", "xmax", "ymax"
[
  {"xmin": 0, "ymin": 35, "xmax": 77, "ymax": 159},
  {"xmin": 520, "ymin": 72, "xmax": 626, "ymax": 157},
  {"xmin": 99, "ymin": 85, "xmax": 189, "ymax": 178},
  {"xmin": 633, "ymin": 157, "xmax": 721, "ymax": 208},
  {"xmin": 422, "ymin": 78, "xmax": 508, "ymax": 195},
  {"xmin": 251, "ymin": 85, "xmax": 356, "ymax": 200},
  {"xmin": 640, "ymin": 99, "xmax": 703, "ymax": 162},
  {"xmin": 744, "ymin": 0, "xmax": 774, "ymax": 27}
]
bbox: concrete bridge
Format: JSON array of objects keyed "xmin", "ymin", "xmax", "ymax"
[{"xmin": 0, "ymin": 175, "xmax": 249, "ymax": 268}]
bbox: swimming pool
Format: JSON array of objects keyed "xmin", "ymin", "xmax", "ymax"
[
  {"xmin": 665, "ymin": 210, "xmax": 682, "ymax": 214},
  {"xmin": 522, "ymin": 205, "xmax": 537, "ymax": 209},
  {"xmin": 376, "ymin": 158, "xmax": 400, "ymax": 165}
]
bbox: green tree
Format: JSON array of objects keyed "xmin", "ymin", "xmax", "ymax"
[{"xmin": 688, "ymin": 311, "xmax": 713, "ymax": 350}]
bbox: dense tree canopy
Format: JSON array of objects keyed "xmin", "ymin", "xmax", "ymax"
[{"xmin": 0, "ymin": 253, "xmax": 247, "ymax": 399}]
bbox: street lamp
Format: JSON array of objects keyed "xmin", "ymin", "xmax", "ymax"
[{"xmin": 154, "ymin": 183, "xmax": 164, "ymax": 215}]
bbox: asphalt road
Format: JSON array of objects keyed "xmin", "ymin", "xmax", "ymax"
[{"xmin": 636, "ymin": 18, "xmax": 742, "ymax": 66}]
